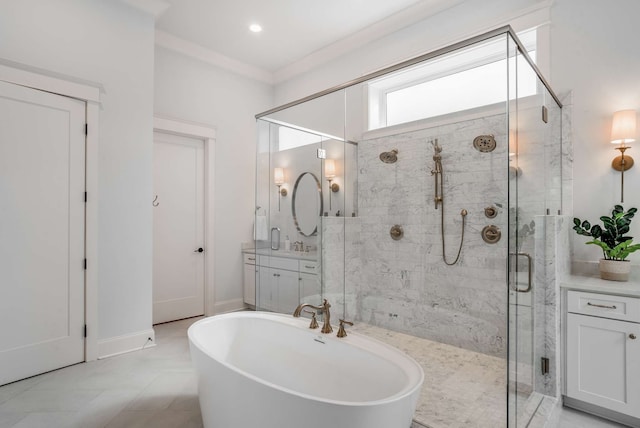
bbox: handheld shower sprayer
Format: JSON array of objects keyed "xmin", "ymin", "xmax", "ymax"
[
  {"xmin": 431, "ymin": 139, "xmax": 443, "ymax": 209},
  {"xmin": 430, "ymin": 139, "xmax": 466, "ymax": 266}
]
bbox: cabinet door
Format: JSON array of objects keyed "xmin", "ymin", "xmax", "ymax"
[
  {"xmin": 567, "ymin": 313, "xmax": 640, "ymax": 417},
  {"xmin": 299, "ymin": 273, "xmax": 321, "ymax": 304},
  {"xmin": 243, "ymin": 263, "xmax": 256, "ymax": 306},
  {"xmin": 257, "ymin": 267, "xmax": 276, "ymax": 312},
  {"xmin": 276, "ymin": 269, "xmax": 300, "ymax": 314}
]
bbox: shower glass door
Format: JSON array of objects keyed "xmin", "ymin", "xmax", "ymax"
[
  {"xmin": 507, "ymin": 32, "xmax": 563, "ymax": 427},
  {"xmin": 255, "ymin": 90, "xmax": 347, "ymax": 318}
]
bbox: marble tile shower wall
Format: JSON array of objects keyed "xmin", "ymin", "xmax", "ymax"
[{"xmin": 350, "ymin": 115, "xmax": 510, "ymax": 357}]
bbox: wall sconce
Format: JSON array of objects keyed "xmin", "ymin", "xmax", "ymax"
[
  {"xmin": 325, "ymin": 159, "xmax": 339, "ymax": 211},
  {"xmin": 508, "ymin": 152, "xmax": 522, "ymax": 177},
  {"xmin": 508, "ymin": 130, "xmax": 522, "ymax": 178},
  {"xmin": 610, "ymin": 109, "xmax": 636, "ymax": 203},
  {"xmin": 274, "ymin": 167, "xmax": 287, "ymax": 211}
]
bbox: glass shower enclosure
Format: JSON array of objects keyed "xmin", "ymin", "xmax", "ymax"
[{"xmin": 254, "ymin": 26, "xmax": 563, "ymax": 427}]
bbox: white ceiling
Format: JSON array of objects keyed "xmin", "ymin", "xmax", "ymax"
[{"xmin": 154, "ymin": 0, "xmax": 460, "ymax": 76}]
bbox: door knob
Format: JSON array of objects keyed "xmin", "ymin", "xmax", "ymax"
[
  {"xmin": 194, "ymin": 248, "xmax": 204, "ymax": 253},
  {"xmin": 630, "ymin": 333, "xmax": 637, "ymax": 340}
]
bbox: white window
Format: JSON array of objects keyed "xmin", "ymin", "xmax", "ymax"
[{"xmin": 368, "ymin": 28, "xmax": 538, "ymax": 130}]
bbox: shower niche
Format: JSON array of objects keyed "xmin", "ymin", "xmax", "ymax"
[{"xmin": 255, "ymin": 26, "xmax": 564, "ymax": 428}]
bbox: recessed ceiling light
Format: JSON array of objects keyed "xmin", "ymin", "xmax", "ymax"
[{"xmin": 249, "ymin": 24, "xmax": 262, "ymax": 33}]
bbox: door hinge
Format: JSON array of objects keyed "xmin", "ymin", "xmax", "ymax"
[
  {"xmin": 541, "ymin": 357, "xmax": 550, "ymax": 375},
  {"xmin": 84, "ymin": 324, "xmax": 87, "ymax": 338},
  {"xmin": 84, "ymin": 192, "xmax": 87, "ymax": 202},
  {"xmin": 317, "ymin": 148, "xmax": 326, "ymax": 159},
  {"xmin": 85, "ymin": 123, "xmax": 88, "ymax": 136},
  {"xmin": 541, "ymin": 106, "xmax": 548, "ymax": 123},
  {"xmin": 84, "ymin": 259, "xmax": 87, "ymax": 270}
]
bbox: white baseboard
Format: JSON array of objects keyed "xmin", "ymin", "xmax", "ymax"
[
  {"xmin": 97, "ymin": 328, "xmax": 156, "ymax": 359},
  {"xmin": 212, "ymin": 298, "xmax": 246, "ymax": 315}
]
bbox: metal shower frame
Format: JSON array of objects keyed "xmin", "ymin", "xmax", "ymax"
[{"xmin": 255, "ymin": 25, "xmax": 562, "ymax": 119}]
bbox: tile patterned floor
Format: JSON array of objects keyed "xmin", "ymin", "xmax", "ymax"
[
  {"xmin": 0, "ymin": 316, "xmax": 629, "ymax": 428},
  {"xmin": 354, "ymin": 323, "xmax": 507, "ymax": 428},
  {"xmin": 0, "ymin": 317, "xmax": 203, "ymax": 428}
]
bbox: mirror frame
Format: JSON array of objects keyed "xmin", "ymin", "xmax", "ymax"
[{"xmin": 292, "ymin": 172, "xmax": 323, "ymax": 237}]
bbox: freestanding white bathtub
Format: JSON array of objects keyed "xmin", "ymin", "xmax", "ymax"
[{"xmin": 188, "ymin": 311, "xmax": 424, "ymax": 428}]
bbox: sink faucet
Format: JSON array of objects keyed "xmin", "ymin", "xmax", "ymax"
[{"xmin": 293, "ymin": 299, "xmax": 333, "ymax": 334}]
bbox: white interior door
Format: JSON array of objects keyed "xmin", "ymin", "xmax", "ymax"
[
  {"xmin": 153, "ymin": 132, "xmax": 205, "ymax": 324},
  {"xmin": 0, "ymin": 80, "xmax": 86, "ymax": 386}
]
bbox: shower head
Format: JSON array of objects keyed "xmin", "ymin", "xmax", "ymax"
[{"xmin": 379, "ymin": 149, "xmax": 398, "ymax": 164}]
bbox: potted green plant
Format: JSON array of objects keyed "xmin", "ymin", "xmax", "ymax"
[{"xmin": 573, "ymin": 205, "xmax": 640, "ymax": 281}]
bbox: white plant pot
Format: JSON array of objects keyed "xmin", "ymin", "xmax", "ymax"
[{"xmin": 599, "ymin": 259, "xmax": 631, "ymax": 282}]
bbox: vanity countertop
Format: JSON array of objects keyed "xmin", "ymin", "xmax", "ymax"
[
  {"xmin": 560, "ymin": 274, "xmax": 640, "ymax": 298},
  {"xmin": 242, "ymin": 248, "xmax": 318, "ymax": 262}
]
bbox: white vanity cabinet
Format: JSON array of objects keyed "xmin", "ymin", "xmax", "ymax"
[
  {"xmin": 258, "ymin": 266, "xmax": 299, "ymax": 313},
  {"xmin": 299, "ymin": 260, "xmax": 319, "ymax": 301},
  {"xmin": 565, "ymin": 290, "xmax": 640, "ymax": 420},
  {"xmin": 243, "ymin": 252, "xmax": 319, "ymax": 313}
]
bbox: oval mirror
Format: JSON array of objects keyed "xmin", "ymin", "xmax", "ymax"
[{"xmin": 292, "ymin": 172, "xmax": 323, "ymax": 237}]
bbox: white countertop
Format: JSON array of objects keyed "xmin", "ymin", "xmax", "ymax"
[
  {"xmin": 560, "ymin": 274, "xmax": 640, "ymax": 298},
  {"xmin": 242, "ymin": 248, "xmax": 318, "ymax": 261}
]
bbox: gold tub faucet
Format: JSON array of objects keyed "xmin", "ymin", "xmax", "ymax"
[{"xmin": 293, "ymin": 299, "xmax": 333, "ymax": 334}]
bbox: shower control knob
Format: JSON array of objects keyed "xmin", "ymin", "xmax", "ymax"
[
  {"xmin": 481, "ymin": 225, "xmax": 501, "ymax": 244},
  {"xmin": 194, "ymin": 248, "xmax": 204, "ymax": 253},
  {"xmin": 484, "ymin": 206, "xmax": 497, "ymax": 218}
]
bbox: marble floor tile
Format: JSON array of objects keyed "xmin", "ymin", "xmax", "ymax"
[
  {"xmin": 9, "ymin": 412, "xmax": 76, "ymax": 428},
  {"xmin": 0, "ymin": 376, "xmax": 49, "ymax": 406},
  {"xmin": 0, "ymin": 412, "xmax": 27, "ymax": 427},
  {"xmin": 125, "ymin": 372, "xmax": 196, "ymax": 411},
  {"xmin": 0, "ymin": 389, "xmax": 102, "ymax": 412},
  {"xmin": 70, "ymin": 389, "xmax": 141, "ymax": 428},
  {"xmin": 104, "ymin": 409, "xmax": 203, "ymax": 428}
]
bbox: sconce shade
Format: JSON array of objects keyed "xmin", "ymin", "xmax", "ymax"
[
  {"xmin": 611, "ymin": 110, "xmax": 637, "ymax": 145},
  {"xmin": 274, "ymin": 167, "xmax": 285, "ymax": 185},
  {"xmin": 325, "ymin": 159, "xmax": 336, "ymax": 179}
]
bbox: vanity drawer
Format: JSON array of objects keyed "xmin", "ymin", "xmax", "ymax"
[
  {"xmin": 257, "ymin": 255, "xmax": 299, "ymax": 272},
  {"xmin": 243, "ymin": 253, "xmax": 257, "ymax": 265},
  {"xmin": 567, "ymin": 290, "xmax": 640, "ymax": 323},
  {"xmin": 299, "ymin": 260, "xmax": 318, "ymax": 275}
]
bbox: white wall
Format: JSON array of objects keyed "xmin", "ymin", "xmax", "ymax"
[
  {"xmin": 0, "ymin": 1, "xmax": 155, "ymax": 341},
  {"xmin": 550, "ymin": 0, "xmax": 640, "ymax": 263},
  {"xmin": 154, "ymin": 47, "xmax": 273, "ymax": 308},
  {"xmin": 274, "ymin": 0, "xmax": 640, "ymax": 265}
]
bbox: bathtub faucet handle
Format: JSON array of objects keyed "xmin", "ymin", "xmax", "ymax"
[
  {"xmin": 337, "ymin": 319, "xmax": 354, "ymax": 338},
  {"xmin": 320, "ymin": 299, "xmax": 333, "ymax": 334},
  {"xmin": 293, "ymin": 299, "xmax": 333, "ymax": 334},
  {"xmin": 303, "ymin": 310, "xmax": 319, "ymax": 329}
]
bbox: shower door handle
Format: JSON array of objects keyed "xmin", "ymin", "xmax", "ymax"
[{"xmin": 509, "ymin": 252, "xmax": 532, "ymax": 293}]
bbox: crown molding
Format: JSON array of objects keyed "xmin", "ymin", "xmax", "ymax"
[
  {"xmin": 155, "ymin": 30, "xmax": 274, "ymax": 84},
  {"xmin": 273, "ymin": 0, "xmax": 464, "ymax": 83}
]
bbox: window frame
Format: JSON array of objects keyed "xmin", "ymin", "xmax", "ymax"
[{"xmin": 367, "ymin": 27, "xmax": 540, "ymax": 131}]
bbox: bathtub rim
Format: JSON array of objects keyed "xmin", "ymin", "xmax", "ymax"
[{"xmin": 188, "ymin": 311, "xmax": 425, "ymax": 407}]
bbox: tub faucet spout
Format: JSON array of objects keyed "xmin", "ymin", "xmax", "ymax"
[{"xmin": 293, "ymin": 299, "xmax": 333, "ymax": 334}]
